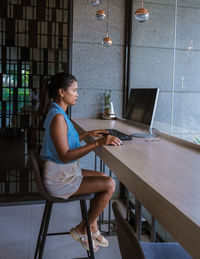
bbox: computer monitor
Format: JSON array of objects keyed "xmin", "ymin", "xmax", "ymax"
[{"xmin": 125, "ymin": 88, "xmax": 159, "ymax": 138}]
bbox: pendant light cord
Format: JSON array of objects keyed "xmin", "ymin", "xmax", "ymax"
[
  {"xmin": 107, "ymin": 0, "xmax": 109, "ymax": 36},
  {"xmin": 141, "ymin": 0, "xmax": 143, "ymax": 8}
]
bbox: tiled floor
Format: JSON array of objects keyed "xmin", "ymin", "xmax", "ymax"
[{"xmin": 0, "ymin": 200, "xmax": 121, "ymax": 259}]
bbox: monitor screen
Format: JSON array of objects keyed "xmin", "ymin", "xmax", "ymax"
[{"xmin": 125, "ymin": 88, "xmax": 159, "ymax": 130}]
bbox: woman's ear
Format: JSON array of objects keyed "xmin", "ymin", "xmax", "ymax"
[{"xmin": 58, "ymin": 88, "xmax": 64, "ymax": 98}]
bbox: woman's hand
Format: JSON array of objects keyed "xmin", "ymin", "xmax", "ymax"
[
  {"xmin": 79, "ymin": 129, "xmax": 108, "ymax": 141},
  {"xmin": 87, "ymin": 129, "xmax": 109, "ymax": 137},
  {"xmin": 96, "ymin": 135, "xmax": 122, "ymax": 146}
]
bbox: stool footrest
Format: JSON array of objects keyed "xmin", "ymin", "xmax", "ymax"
[{"xmin": 46, "ymin": 231, "xmax": 70, "ymax": 236}]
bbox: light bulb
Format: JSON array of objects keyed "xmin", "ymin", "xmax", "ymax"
[
  {"xmin": 91, "ymin": 0, "xmax": 101, "ymax": 6},
  {"xmin": 135, "ymin": 8, "xmax": 149, "ymax": 22},
  {"xmin": 96, "ymin": 10, "xmax": 106, "ymax": 21},
  {"xmin": 102, "ymin": 36, "xmax": 112, "ymax": 47}
]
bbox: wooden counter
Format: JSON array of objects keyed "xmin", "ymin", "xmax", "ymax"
[{"xmin": 73, "ymin": 118, "xmax": 200, "ymax": 259}]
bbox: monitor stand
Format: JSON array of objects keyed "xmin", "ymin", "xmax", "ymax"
[{"xmin": 131, "ymin": 129, "xmax": 156, "ymax": 138}]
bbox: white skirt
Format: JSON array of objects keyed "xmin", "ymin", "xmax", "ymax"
[{"xmin": 43, "ymin": 160, "xmax": 83, "ymax": 199}]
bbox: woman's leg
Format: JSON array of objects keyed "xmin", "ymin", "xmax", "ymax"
[
  {"xmin": 81, "ymin": 169, "xmax": 110, "ymax": 239},
  {"xmin": 82, "ymin": 169, "xmax": 107, "ymax": 177},
  {"xmin": 73, "ymin": 175, "xmax": 115, "ymax": 235},
  {"xmin": 81, "ymin": 168, "xmax": 114, "ymax": 232}
]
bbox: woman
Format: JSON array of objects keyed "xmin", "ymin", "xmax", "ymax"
[{"xmin": 39, "ymin": 72, "xmax": 122, "ymax": 252}]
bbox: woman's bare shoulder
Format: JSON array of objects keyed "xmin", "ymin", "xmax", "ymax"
[{"xmin": 50, "ymin": 113, "xmax": 68, "ymax": 129}]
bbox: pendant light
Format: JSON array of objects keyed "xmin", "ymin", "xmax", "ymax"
[
  {"xmin": 102, "ymin": 0, "xmax": 112, "ymax": 47},
  {"xmin": 91, "ymin": 0, "xmax": 101, "ymax": 7},
  {"xmin": 135, "ymin": 0, "xmax": 149, "ymax": 22},
  {"xmin": 96, "ymin": 9, "xmax": 106, "ymax": 21},
  {"xmin": 102, "ymin": 33, "xmax": 112, "ymax": 47}
]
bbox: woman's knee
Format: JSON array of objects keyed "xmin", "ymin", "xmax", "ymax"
[
  {"xmin": 107, "ymin": 177, "xmax": 116, "ymax": 194},
  {"xmin": 99, "ymin": 171, "xmax": 107, "ymax": 177}
]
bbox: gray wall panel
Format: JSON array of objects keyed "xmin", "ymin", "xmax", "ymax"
[
  {"xmin": 130, "ymin": 46, "xmax": 174, "ymax": 91},
  {"xmin": 176, "ymin": 6, "xmax": 200, "ymax": 50},
  {"xmin": 132, "ymin": 3, "xmax": 175, "ymax": 48},
  {"xmin": 73, "ymin": 0, "xmax": 107, "ymax": 43},
  {"xmin": 74, "ymin": 0, "xmax": 125, "ymax": 45},
  {"xmin": 108, "ymin": 2, "xmax": 125, "ymax": 45},
  {"xmin": 177, "ymin": 0, "xmax": 200, "ymax": 7},
  {"xmin": 73, "ymin": 42, "xmax": 124, "ymax": 91},
  {"xmin": 71, "ymin": 88, "xmax": 123, "ymax": 118},
  {"xmin": 174, "ymin": 49, "xmax": 200, "ymax": 92},
  {"xmin": 172, "ymin": 93, "xmax": 200, "ymax": 134},
  {"xmin": 133, "ymin": 0, "xmax": 175, "ymax": 5}
]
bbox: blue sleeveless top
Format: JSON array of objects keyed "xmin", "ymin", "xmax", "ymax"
[{"xmin": 40, "ymin": 102, "xmax": 80, "ymax": 164}]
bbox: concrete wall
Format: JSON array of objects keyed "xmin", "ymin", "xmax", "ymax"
[
  {"xmin": 72, "ymin": 0, "xmax": 125, "ymax": 119},
  {"xmin": 130, "ymin": 0, "xmax": 200, "ymax": 142}
]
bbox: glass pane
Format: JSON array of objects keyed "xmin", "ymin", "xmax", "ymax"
[
  {"xmin": 6, "ymin": 117, "xmax": 9, "ymax": 127},
  {"xmin": 3, "ymin": 88, "xmax": 14, "ymax": 101},
  {"xmin": 18, "ymin": 89, "xmax": 30, "ymax": 102},
  {"xmin": 25, "ymin": 89, "xmax": 31, "ymax": 102},
  {"xmin": 10, "ymin": 102, "xmax": 13, "ymax": 115},
  {"xmin": 17, "ymin": 102, "xmax": 24, "ymax": 112},
  {"xmin": 173, "ymin": 2, "xmax": 200, "ymax": 143},
  {"xmin": 130, "ymin": 0, "xmax": 200, "ymax": 144},
  {"xmin": 3, "ymin": 72, "xmax": 17, "ymax": 87},
  {"xmin": 6, "ymin": 102, "xmax": 13, "ymax": 114},
  {"xmin": 18, "ymin": 88, "xmax": 25, "ymax": 102}
]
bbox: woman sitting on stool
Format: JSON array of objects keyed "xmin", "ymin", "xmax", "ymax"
[{"xmin": 38, "ymin": 72, "xmax": 122, "ymax": 252}]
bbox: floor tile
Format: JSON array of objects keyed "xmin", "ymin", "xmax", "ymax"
[{"xmin": 0, "ymin": 202, "xmax": 121, "ymax": 259}]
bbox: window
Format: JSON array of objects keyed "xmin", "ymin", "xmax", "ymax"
[{"xmin": 130, "ymin": 0, "xmax": 200, "ymax": 144}]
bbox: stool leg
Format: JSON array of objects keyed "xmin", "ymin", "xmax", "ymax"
[
  {"xmin": 135, "ymin": 199, "xmax": 142, "ymax": 241},
  {"xmin": 38, "ymin": 201, "xmax": 53, "ymax": 259},
  {"xmin": 98, "ymin": 160, "xmax": 103, "ymax": 231},
  {"xmin": 98, "ymin": 213, "xmax": 102, "ymax": 231},
  {"xmin": 151, "ymin": 216, "xmax": 156, "ymax": 242},
  {"xmin": 126, "ymin": 189, "xmax": 130, "ymax": 221},
  {"xmin": 108, "ymin": 170, "xmax": 113, "ymax": 234},
  {"xmin": 80, "ymin": 200, "xmax": 90, "ymax": 258},
  {"xmin": 34, "ymin": 201, "xmax": 49, "ymax": 259},
  {"xmin": 80, "ymin": 200, "xmax": 95, "ymax": 259}
]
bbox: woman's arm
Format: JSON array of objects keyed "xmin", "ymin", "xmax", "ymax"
[
  {"xmin": 50, "ymin": 114, "xmax": 121, "ymax": 163},
  {"xmin": 79, "ymin": 132, "xmax": 88, "ymax": 141}
]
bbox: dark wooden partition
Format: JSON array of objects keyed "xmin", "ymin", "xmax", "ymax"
[{"xmin": 0, "ymin": 0, "xmax": 72, "ymax": 203}]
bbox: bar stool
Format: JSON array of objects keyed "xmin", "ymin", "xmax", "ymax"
[
  {"xmin": 112, "ymin": 201, "xmax": 192, "ymax": 259},
  {"xmin": 30, "ymin": 151, "xmax": 95, "ymax": 259}
]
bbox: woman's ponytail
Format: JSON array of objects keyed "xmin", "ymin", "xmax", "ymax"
[
  {"xmin": 30, "ymin": 77, "xmax": 50, "ymax": 148},
  {"xmin": 34, "ymin": 77, "xmax": 51, "ymax": 128},
  {"xmin": 38, "ymin": 78, "xmax": 51, "ymax": 117}
]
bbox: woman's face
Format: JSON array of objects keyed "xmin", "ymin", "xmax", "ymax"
[{"xmin": 62, "ymin": 81, "xmax": 78, "ymax": 106}]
